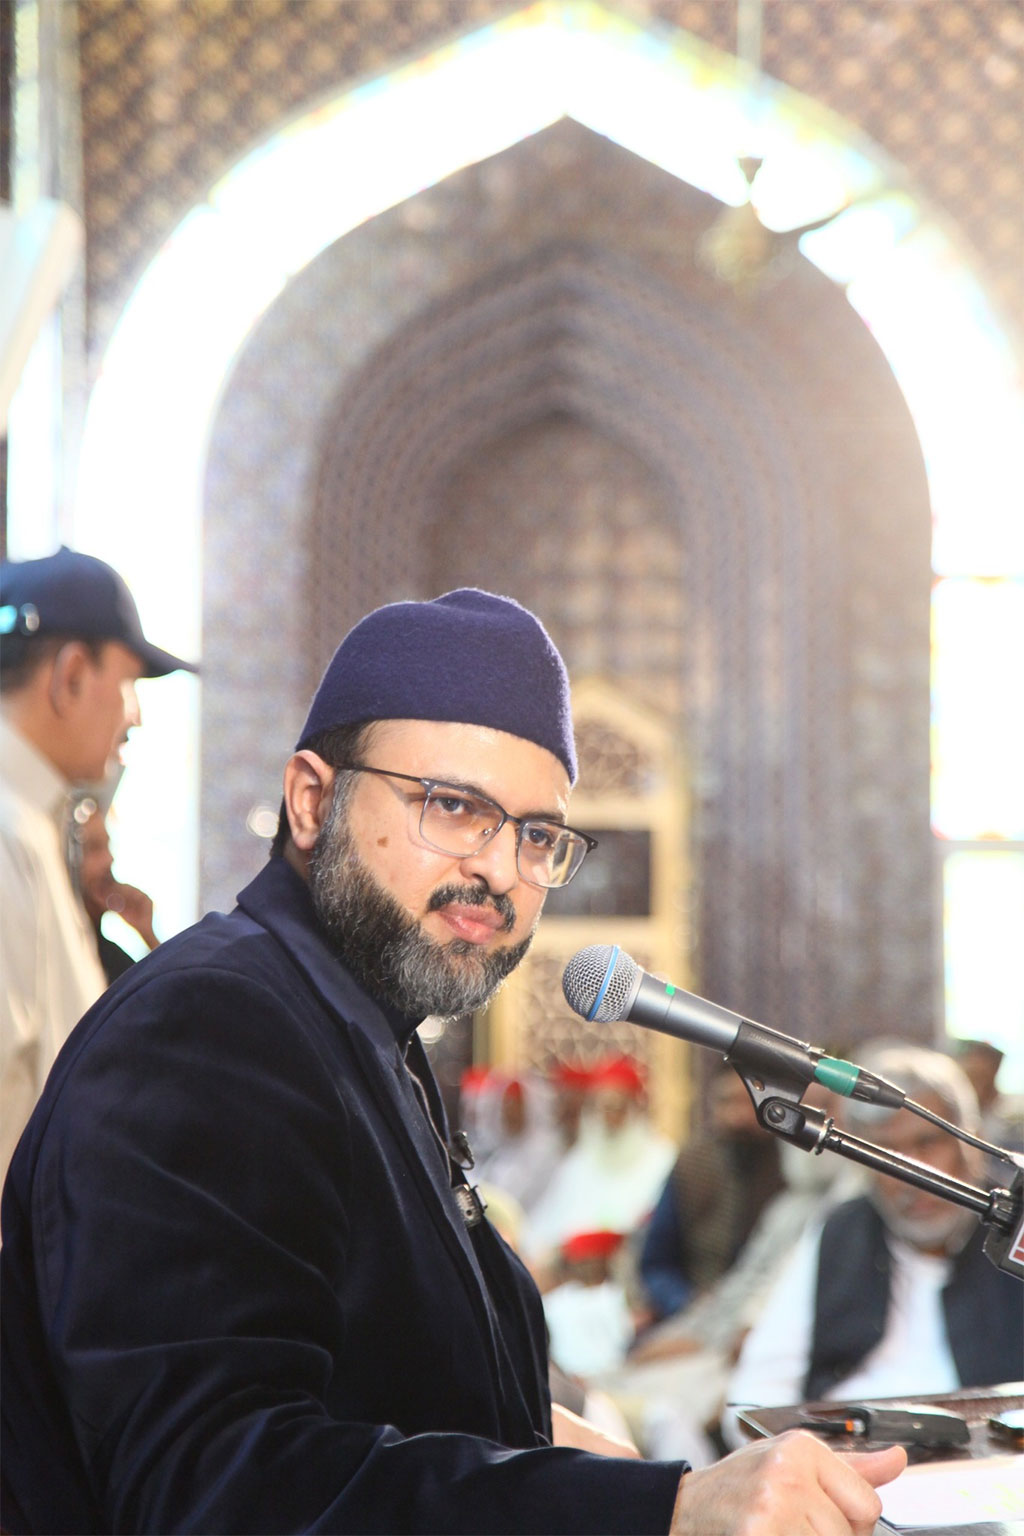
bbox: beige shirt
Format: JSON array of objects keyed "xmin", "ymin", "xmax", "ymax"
[{"xmin": 1, "ymin": 717, "xmax": 107, "ymax": 1181}]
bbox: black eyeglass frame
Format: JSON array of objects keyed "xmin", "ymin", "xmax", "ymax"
[{"xmin": 341, "ymin": 763, "xmax": 598, "ymax": 889}]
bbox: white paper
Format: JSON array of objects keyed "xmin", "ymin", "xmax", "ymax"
[{"xmin": 879, "ymin": 1452, "xmax": 1024, "ymax": 1528}]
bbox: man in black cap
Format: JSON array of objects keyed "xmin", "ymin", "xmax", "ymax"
[
  {"xmin": 0, "ymin": 546, "xmax": 197, "ymax": 1179},
  {"xmin": 1, "ymin": 589, "xmax": 903, "ymax": 1534}
]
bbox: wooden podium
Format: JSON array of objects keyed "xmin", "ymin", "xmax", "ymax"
[{"xmin": 737, "ymin": 1385, "xmax": 1024, "ymax": 1535}]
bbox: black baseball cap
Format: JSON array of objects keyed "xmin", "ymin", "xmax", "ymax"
[{"xmin": 0, "ymin": 546, "xmax": 198, "ymax": 678}]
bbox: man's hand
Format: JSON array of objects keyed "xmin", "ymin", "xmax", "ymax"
[
  {"xmin": 669, "ymin": 1429, "xmax": 907, "ymax": 1535},
  {"xmin": 550, "ymin": 1402, "xmax": 641, "ymax": 1459},
  {"xmin": 105, "ymin": 881, "xmax": 159, "ymax": 951}
]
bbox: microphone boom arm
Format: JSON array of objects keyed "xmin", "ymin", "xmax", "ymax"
[
  {"xmin": 724, "ymin": 1025, "xmax": 1024, "ymax": 1279},
  {"xmin": 560, "ymin": 944, "xmax": 1023, "ymax": 1280}
]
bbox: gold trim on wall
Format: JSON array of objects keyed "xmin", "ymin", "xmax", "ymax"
[{"xmin": 485, "ymin": 677, "xmax": 693, "ymax": 1139}]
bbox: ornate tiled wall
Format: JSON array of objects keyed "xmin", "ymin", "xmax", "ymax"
[
  {"xmin": 75, "ymin": 0, "xmax": 1023, "ymax": 366},
  {"xmin": 203, "ymin": 120, "xmax": 930, "ymax": 1051},
  {"xmin": 66, "ymin": 0, "xmax": 1020, "ymax": 1054}
]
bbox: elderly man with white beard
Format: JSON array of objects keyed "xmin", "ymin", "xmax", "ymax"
[{"xmin": 724, "ymin": 1043, "xmax": 1022, "ymax": 1446}]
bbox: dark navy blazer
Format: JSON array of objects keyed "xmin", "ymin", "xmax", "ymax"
[{"xmin": 1, "ymin": 859, "xmax": 682, "ymax": 1534}]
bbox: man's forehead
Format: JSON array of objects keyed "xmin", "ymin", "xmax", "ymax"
[
  {"xmin": 871, "ymin": 1094, "xmax": 949, "ymax": 1149},
  {"xmin": 96, "ymin": 638, "xmax": 144, "ymax": 679},
  {"xmin": 369, "ymin": 716, "xmax": 561, "ymax": 758},
  {"xmin": 365, "ymin": 718, "xmax": 571, "ymax": 802}
]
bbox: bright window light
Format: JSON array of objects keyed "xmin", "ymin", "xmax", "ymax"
[
  {"xmin": 932, "ymin": 579, "xmax": 1024, "ymax": 842},
  {"xmin": 944, "ymin": 851, "xmax": 1024, "ymax": 1092}
]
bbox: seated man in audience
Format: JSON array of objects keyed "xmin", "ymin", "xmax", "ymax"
[
  {"xmin": 638, "ymin": 1059, "xmax": 783, "ymax": 1325},
  {"xmin": 950, "ymin": 1037, "xmax": 1024, "ymax": 1167},
  {"xmin": 522, "ymin": 1054, "xmax": 677, "ymax": 1268},
  {"xmin": 471, "ymin": 1073, "xmax": 563, "ymax": 1214},
  {"xmin": 724, "ymin": 1044, "xmax": 1022, "ymax": 1446},
  {"xmin": 544, "ymin": 1229, "xmax": 635, "ymax": 1381},
  {"xmin": 549, "ymin": 1060, "xmax": 594, "ymax": 1151}
]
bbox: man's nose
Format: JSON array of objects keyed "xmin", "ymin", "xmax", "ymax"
[
  {"xmin": 458, "ymin": 820, "xmax": 520, "ymax": 895},
  {"xmin": 122, "ymin": 679, "xmax": 142, "ymax": 731}
]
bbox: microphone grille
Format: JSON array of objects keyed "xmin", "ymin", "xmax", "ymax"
[{"xmin": 562, "ymin": 944, "xmax": 639, "ymax": 1023}]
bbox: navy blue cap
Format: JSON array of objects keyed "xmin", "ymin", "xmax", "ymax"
[
  {"xmin": 0, "ymin": 546, "xmax": 198, "ymax": 678},
  {"xmin": 297, "ymin": 589, "xmax": 576, "ymax": 783}
]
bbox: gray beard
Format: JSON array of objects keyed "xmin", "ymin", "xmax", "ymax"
[
  {"xmin": 308, "ymin": 786, "xmax": 535, "ymax": 1020},
  {"xmin": 869, "ymin": 1185, "xmax": 977, "ymax": 1254}
]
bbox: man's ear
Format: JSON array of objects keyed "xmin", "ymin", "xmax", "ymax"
[
  {"xmin": 48, "ymin": 642, "xmax": 92, "ymax": 716},
  {"xmin": 282, "ymin": 751, "xmax": 337, "ymax": 855}
]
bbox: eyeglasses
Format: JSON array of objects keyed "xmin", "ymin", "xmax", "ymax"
[{"xmin": 343, "ymin": 764, "xmax": 598, "ymax": 889}]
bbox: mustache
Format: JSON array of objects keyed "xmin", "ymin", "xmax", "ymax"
[{"xmin": 427, "ymin": 882, "xmax": 516, "ymax": 933}]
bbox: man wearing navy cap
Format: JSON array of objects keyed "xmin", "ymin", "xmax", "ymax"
[
  {"xmin": 1, "ymin": 589, "xmax": 903, "ymax": 1534},
  {"xmin": 0, "ymin": 546, "xmax": 197, "ymax": 1180}
]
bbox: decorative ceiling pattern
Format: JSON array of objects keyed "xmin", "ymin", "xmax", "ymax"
[{"xmin": 75, "ymin": 0, "xmax": 1023, "ymax": 368}]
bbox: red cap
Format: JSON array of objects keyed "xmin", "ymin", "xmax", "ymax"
[
  {"xmin": 592, "ymin": 1054, "xmax": 646, "ymax": 1097},
  {"xmin": 551, "ymin": 1062, "xmax": 593, "ymax": 1090},
  {"xmin": 460, "ymin": 1066, "xmax": 493, "ymax": 1094},
  {"xmin": 562, "ymin": 1229, "xmax": 624, "ymax": 1264}
]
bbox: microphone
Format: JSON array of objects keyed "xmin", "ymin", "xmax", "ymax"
[
  {"xmin": 561, "ymin": 943, "xmax": 905, "ymax": 1108},
  {"xmin": 562, "ymin": 944, "xmax": 1024, "ymax": 1280}
]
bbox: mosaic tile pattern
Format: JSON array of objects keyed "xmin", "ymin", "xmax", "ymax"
[
  {"xmin": 76, "ymin": 0, "xmax": 518, "ymax": 366},
  {"xmin": 75, "ymin": 0, "xmax": 1023, "ymax": 369}
]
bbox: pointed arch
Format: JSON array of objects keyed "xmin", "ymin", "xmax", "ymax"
[{"xmin": 71, "ymin": 0, "xmax": 1022, "ymax": 953}]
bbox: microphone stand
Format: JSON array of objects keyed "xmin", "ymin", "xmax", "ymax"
[{"xmin": 723, "ymin": 1020, "xmax": 1024, "ymax": 1281}]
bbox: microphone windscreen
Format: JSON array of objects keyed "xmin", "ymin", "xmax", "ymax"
[{"xmin": 562, "ymin": 945, "xmax": 639, "ymax": 1022}]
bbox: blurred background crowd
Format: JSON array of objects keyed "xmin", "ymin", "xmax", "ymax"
[{"xmin": 451, "ymin": 1038, "xmax": 1022, "ymax": 1465}]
